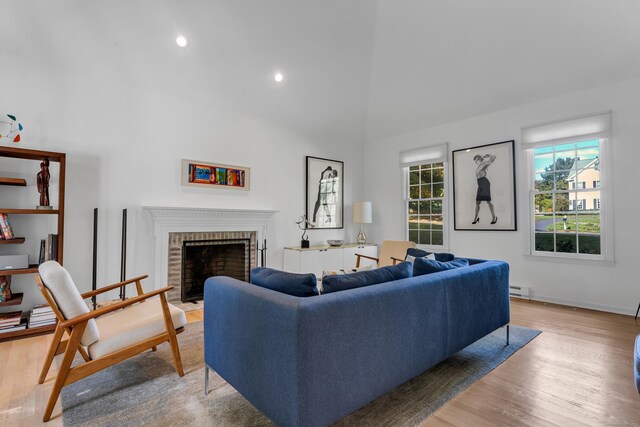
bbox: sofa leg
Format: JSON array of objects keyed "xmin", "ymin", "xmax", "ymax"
[
  {"xmin": 506, "ymin": 325, "xmax": 510, "ymax": 346},
  {"xmin": 204, "ymin": 365, "xmax": 210, "ymax": 395}
]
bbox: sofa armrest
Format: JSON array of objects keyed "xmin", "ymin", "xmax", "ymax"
[{"xmin": 204, "ymin": 277, "xmax": 303, "ymax": 427}]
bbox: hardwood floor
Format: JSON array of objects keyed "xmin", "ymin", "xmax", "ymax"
[{"xmin": 1, "ymin": 300, "xmax": 638, "ymax": 426}]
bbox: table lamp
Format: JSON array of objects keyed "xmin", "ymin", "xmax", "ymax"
[{"xmin": 352, "ymin": 201, "xmax": 372, "ymax": 245}]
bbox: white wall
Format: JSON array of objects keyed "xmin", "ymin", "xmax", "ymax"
[
  {"xmin": 0, "ymin": 53, "xmax": 364, "ymax": 309},
  {"xmin": 365, "ymin": 76, "xmax": 640, "ymax": 315}
]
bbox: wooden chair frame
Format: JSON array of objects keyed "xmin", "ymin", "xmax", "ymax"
[
  {"xmin": 35, "ymin": 274, "xmax": 185, "ymax": 422},
  {"xmin": 355, "ymin": 253, "xmax": 403, "ymax": 268}
]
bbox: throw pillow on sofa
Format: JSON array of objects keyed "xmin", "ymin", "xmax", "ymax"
[
  {"xmin": 322, "ymin": 261, "xmax": 413, "ymax": 294},
  {"xmin": 250, "ymin": 267, "xmax": 318, "ymax": 297},
  {"xmin": 413, "ymin": 257, "xmax": 469, "ymax": 276},
  {"xmin": 405, "ymin": 248, "xmax": 456, "ymax": 262}
]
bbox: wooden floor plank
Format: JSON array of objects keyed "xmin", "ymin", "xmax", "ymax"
[{"xmin": 0, "ymin": 299, "xmax": 638, "ymax": 426}]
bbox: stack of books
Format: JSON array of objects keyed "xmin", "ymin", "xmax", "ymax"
[
  {"xmin": 38, "ymin": 234, "xmax": 59, "ymax": 264},
  {"xmin": 0, "ymin": 310, "xmax": 26, "ymax": 334},
  {"xmin": 29, "ymin": 305, "xmax": 56, "ymax": 328}
]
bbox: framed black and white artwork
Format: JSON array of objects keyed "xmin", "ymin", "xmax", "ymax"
[
  {"xmin": 452, "ymin": 140, "xmax": 517, "ymax": 231},
  {"xmin": 306, "ymin": 156, "xmax": 344, "ymax": 229}
]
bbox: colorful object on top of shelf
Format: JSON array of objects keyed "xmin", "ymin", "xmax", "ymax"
[{"xmin": 0, "ymin": 114, "xmax": 23, "ymax": 143}]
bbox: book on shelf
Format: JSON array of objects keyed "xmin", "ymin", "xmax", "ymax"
[
  {"xmin": 0, "ymin": 310, "xmax": 22, "ymax": 327},
  {"xmin": 32, "ymin": 304, "xmax": 53, "ymax": 315},
  {"xmin": 0, "ymin": 322, "xmax": 27, "ymax": 334},
  {"xmin": 39, "ymin": 234, "xmax": 59, "ymax": 263},
  {"xmin": 0, "ymin": 213, "xmax": 15, "ymax": 240},
  {"xmin": 38, "ymin": 239, "xmax": 46, "ymax": 264}
]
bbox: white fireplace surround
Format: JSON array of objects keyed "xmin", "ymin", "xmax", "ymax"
[{"xmin": 143, "ymin": 206, "xmax": 277, "ymax": 290}]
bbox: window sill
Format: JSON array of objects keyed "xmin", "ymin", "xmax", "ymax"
[{"xmin": 523, "ymin": 254, "xmax": 614, "ymax": 267}]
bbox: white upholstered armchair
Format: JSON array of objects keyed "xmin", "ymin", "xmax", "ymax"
[{"xmin": 35, "ymin": 261, "xmax": 186, "ymax": 422}]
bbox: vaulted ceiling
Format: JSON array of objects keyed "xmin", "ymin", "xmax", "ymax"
[{"xmin": 3, "ymin": 0, "xmax": 640, "ymax": 142}]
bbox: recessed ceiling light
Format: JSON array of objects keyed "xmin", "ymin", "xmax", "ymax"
[
  {"xmin": 176, "ymin": 35, "xmax": 189, "ymax": 48},
  {"xmin": 274, "ymin": 72, "xmax": 284, "ymax": 83}
]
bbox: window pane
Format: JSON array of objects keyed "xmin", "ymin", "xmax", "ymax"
[
  {"xmin": 554, "ymin": 172, "xmax": 571, "ymax": 190},
  {"xmin": 577, "ymin": 168, "xmax": 600, "ymax": 191},
  {"xmin": 432, "ymin": 215, "xmax": 443, "ymax": 230},
  {"xmin": 535, "ymin": 233, "xmax": 554, "ymax": 252},
  {"xmin": 409, "ymin": 165, "xmax": 419, "ymax": 171},
  {"xmin": 421, "ymin": 169, "xmax": 432, "ymax": 184},
  {"xmin": 556, "ymin": 232, "xmax": 576, "ymax": 253},
  {"xmin": 432, "ymin": 168, "xmax": 444, "ymax": 183},
  {"xmin": 431, "ymin": 200, "xmax": 442, "ymax": 214},
  {"xmin": 419, "ymin": 230, "xmax": 431, "ymax": 245},
  {"xmin": 408, "ymin": 201, "xmax": 418, "ymax": 215},
  {"xmin": 534, "ymin": 213, "xmax": 555, "ymax": 233},
  {"xmin": 554, "ymin": 192, "xmax": 570, "ymax": 213},
  {"xmin": 421, "ymin": 184, "xmax": 432, "ymax": 199},
  {"xmin": 578, "ymin": 234, "xmax": 601, "ymax": 255},
  {"xmin": 577, "ymin": 139, "xmax": 599, "ymax": 149},
  {"xmin": 408, "ymin": 215, "xmax": 419, "ymax": 230},
  {"xmin": 554, "ymin": 151, "xmax": 576, "ymax": 170},
  {"xmin": 433, "ymin": 162, "xmax": 444, "ymax": 168},
  {"xmin": 409, "ymin": 229, "xmax": 419, "ymax": 243},
  {"xmin": 534, "ymin": 194, "xmax": 553, "ymax": 213},
  {"xmin": 419, "ymin": 216, "xmax": 431, "ymax": 230},
  {"xmin": 419, "ymin": 201, "xmax": 430, "ymax": 215},
  {"xmin": 534, "ymin": 151, "xmax": 554, "ymax": 174},
  {"xmin": 433, "ymin": 183, "xmax": 444, "ymax": 198},
  {"xmin": 409, "ymin": 185, "xmax": 420, "ymax": 199},
  {"xmin": 555, "ymin": 142, "xmax": 576, "ymax": 152},
  {"xmin": 409, "ymin": 171, "xmax": 420, "ymax": 185},
  {"xmin": 577, "ymin": 212, "xmax": 600, "ymax": 234},
  {"xmin": 432, "ymin": 231, "xmax": 443, "ymax": 245},
  {"xmin": 576, "ymin": 147, "xmax": 599, "ymax": 163}
]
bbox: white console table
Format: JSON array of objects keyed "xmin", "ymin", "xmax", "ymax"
[{"xmin": 283, "ymin": 243, "xmax": 377, "ymax": 278}]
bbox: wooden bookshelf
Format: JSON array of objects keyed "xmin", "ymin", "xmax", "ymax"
[
  {"xmin": 0, "ymin": 323, "xmax": 56, "ymax": 340},
  {"xmin": 0, "ymin": 146, "xmax": 65, "ymax": 342},
  {"xmin": 0, "ymin": 177, "xmax": 27, "ymax": 187},
  {"xmin": 0, "ymin": 237, "xmax": 25, "ymax": 244},
  {"xmin": 0, "ymin": 208, "xmax": 59, "ymax": 214},
  {"xmin": 1, "ymin": 264, "xmax": 39, "ymax": 276}
]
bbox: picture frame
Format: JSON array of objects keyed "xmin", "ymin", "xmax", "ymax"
[
  {"xmin": 452, "ymin": 140, "xmax": 516, "ymax": 231},
  {"xmin": 181, "ymin": 159, "xmax": 250, "ymax": 191},
  {"xmin": 305, "ymin": 156, "xmax": 344, "ymax": 229}
]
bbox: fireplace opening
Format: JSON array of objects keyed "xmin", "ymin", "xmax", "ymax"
[{"xmin": 181, "ymin": 238, "xmax": 250, "ymax": 302}]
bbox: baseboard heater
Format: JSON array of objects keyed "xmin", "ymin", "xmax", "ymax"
[{"xmin": 509, "ymin": 285, "xmax": 530, "ymax": 300}]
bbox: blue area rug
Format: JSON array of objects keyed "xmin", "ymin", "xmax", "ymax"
[{"xmin": 61, "ymin": 323, "xmax": 540, "ymax": 426}]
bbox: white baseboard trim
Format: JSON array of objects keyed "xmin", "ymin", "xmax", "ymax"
[{"xmin": 529, "ymin": 293, "xmax": 636, "ymax": 317}]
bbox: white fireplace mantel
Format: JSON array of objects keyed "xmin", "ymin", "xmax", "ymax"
[{"xmin": 143, "ymin": 206, "xmax": 278, "ymax": 289}]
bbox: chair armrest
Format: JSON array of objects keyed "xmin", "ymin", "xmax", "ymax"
[
  {"xmin": 355, "ymin": 253, "xmax": 379, "ymax": 268},
  {"xmin": 391, "ymin": 256, "xmax": 405, "ymax": 265},
  {"xmin": 80, "ymin": 275, "xmax": 149, "ymax": 299},
  {"xmin": 60, "ymin": 286, "xmax": 173, "ymax": 328}
]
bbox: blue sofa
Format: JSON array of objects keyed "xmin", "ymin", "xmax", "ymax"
[{"xmin": 203, "ymin": 258, "xmax": 510, "ymax": 427}]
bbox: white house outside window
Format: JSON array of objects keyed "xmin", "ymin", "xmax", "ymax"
[{"xmin": 523, "ymin": 111, "xmax": 613, "ymax": 261}]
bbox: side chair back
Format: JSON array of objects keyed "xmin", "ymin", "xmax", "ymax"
[{"xmin": 377, "ymin": 240, "xmax": 416, "ymax": 267}]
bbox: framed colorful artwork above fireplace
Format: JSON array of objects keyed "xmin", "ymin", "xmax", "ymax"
[{"xmin": 181, "ymin": 159, "xmax": 250, "ymax": 190}]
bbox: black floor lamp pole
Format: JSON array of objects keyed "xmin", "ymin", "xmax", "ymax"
[
  {"xmin": 119, "ymin": 208, "xmax": 127, "ymax": 300},
  {"xmin": 92, "ymin": 208, "xmax": 98, "ymax": 310}
]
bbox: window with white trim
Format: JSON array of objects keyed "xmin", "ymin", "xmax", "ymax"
[
  {"xmin": 400, "ymin": 144, "xmax": 449, "ymax": 248},
  {"xmin": 523, "ymin": 111, "xmax": 612, "ymax": 260}
]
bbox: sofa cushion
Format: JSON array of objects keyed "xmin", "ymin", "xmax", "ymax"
[
  {"xmin": 38, "ymin": 261, "xmax": 101, "ymax": 347},
  {"xmin": 405, "ymin": 252, "xmax": 435, "ymax": 263},
  {"xmin": 322, "ymin": 261, "xmax": 413, "ymax": 294},
  {"xmin": 251, "ymin": 267, "xmax": 318, "ymax": 297},
  {"xmin": 406, "ymin": 248, "xmax": 455, "ymax": 262},
  {"xmin": 413, "ymin": 257, "xmax": 469, "ymax": 276},
  {"xmin": 89, "ymin": 298, "xmax": 186, "ymax": 359}
]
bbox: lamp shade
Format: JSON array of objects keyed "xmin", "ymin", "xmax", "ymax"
[{"xmin": 352, "ymin": 201, "xmax": 372, "ymax": 224}]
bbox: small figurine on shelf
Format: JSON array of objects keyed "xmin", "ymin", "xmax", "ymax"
[
  {"xmin": 295, "ymin": 215, "xmax": 315, "ymax": 249},
  {"xmin": 36, "ymin": 158, "xmax": 52, "ymax": 210}
]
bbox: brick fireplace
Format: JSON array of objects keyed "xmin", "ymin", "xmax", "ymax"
[
  {"xmin": 167, "ymin": 231, "xmax": 256, "ymax": 303},
  {"xmin": 144, "ymin": 207, "xmax": 276, "ymax": 304}
]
